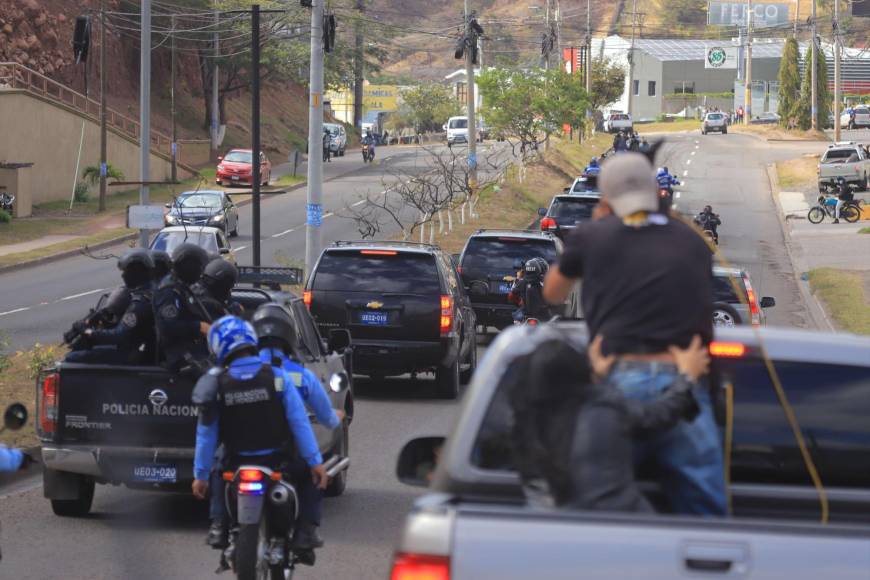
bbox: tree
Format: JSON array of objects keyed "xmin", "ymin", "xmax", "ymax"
[
  {"xmin": 589, "ymin": 57, "xmax": 626, "ymax": 112},
  {"xmin": 660, "ymin": 0, "xmax": 708, "ymax": 25},
  {"xmin": 399, "ymin": 84, "xmax": 462, "ymax": 133},
  {"xmin": 82, "ymin": 164, "xmax": 125, "ymax": 186},
  {"xmin": 796, "ymin": 43, "xmax": 833, "ymax": 130},
  {"xmin": 777, "ymin": 37, "xmax": 801, "ymax": 127}
]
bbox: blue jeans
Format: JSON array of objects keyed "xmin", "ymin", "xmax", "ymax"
[{"xmin": 609, "ymin": 361, "xmax": 727, "ymax": 516}]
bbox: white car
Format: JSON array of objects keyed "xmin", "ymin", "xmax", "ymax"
[
  {"xmin": 840, "ymin": 106, "xmax": 870, "ymax": 130},
  {"xmin": 324, "ymin": 122, "xmax": 347, "ymax": 156},
  {"xmin": 603, "ymin": 112, "xmax": 633, "ymax": 133},
  {"xmin": 445, "ymin": 116, "xmax": 469, "ymax": 147},
  {"xmin": 702, "ymin": 112, "xmax": 728, "ymax": 135},
  {"xmin": 149, "ymin": 226, "xmax": 236, "ymax": 264}
]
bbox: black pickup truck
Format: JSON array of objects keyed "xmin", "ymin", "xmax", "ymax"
[{"xmin": 37, "ymin": 268, "xmax": 354, "ymax": 517}]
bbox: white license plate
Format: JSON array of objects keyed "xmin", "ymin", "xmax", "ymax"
[
  {"xmin": 132, "ymin": 464, "xmax": 177, "ymax": 483},
  {"xmin": 231, "ymin": 175, "xmax": 240, "ymax": 181}
]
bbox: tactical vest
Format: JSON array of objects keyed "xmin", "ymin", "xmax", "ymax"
[{"xmin": 217, "ymin": 364, "xmax": 293, "ymax": 456}]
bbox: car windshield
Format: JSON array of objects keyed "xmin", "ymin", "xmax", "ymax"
[
  {"xmin": 223, "ymin": 151, "xmax": 252, "ymax": 163},
  {"xmin": 550, "ymin": 198, "xmax": 599, "ymax": 220},
  {"xmin": 449, "ymin": 118, "xmax": 468, "ymax": 129},
  {"xmin": 463, "ymin": 238, "xmax": 557, "ymax": 272},
  {"xmin": 177, "ymin": 194, "xmax": 221, "ymax": 209},
  {"xmin": 312, "ymin": 251, "xmax": 441, "ymax": 294},
  {"xmin": 150, "ymin": 231, "xmax": 219, "ymax": 255},
  {"xmin": 324, "ymin": 125, "xmax": 341, "ymax": 135},
  {"xmin": 712, "ymin": 274, "xmax": 747, "ymax": 303},
  {"xmin": 707, "ymin": 113, "xmax": 724, "ymax": 120}
]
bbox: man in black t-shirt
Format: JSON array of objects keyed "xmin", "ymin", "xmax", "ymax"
[{"xmin": 543, "ymin": 152, "xmax": 725, "ymax": 516}]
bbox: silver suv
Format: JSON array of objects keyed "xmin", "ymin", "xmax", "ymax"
[
  {"xmin": 702, "ymin": 112, "xmax": 728, "ymax": 135},
  {"xmin": 712, "ymin": 266, "xmax": 775, "ymax": 327}
]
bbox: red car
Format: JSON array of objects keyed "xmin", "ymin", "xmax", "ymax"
[{"xmin": 216, "ymin": 149, "xmax": 272, "ymax": 187}]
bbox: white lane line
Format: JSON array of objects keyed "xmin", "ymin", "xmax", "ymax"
[
  {"xmin": 691, "ymin": 150, "xmax": 696, "ymax": 156},
  {"xmin": 59, "ymin": 288, "xmax": 109, "ymax": 302},
  {"xmin": 675, "ymin": 191, "xmax": 681, "ymax": 199},
  {"xmin": 0, "ymin": 307, "xmax": 30, "ymax": 317},
  {"xmin": 271, "ymin": 228, "xmax": 295, "ymax": 238},
  {"xmin": 672, "ymin": 203, "xmax": 678, "ymax": 210},
  {"xmin": 695, "ymin": 144, "xmax": 699, "ymax": 149},
  {"xmin": 352, "ymin": 199, "xmax": 365, "ymax": 207},
  {"xmin": 323, "ymin": 212, "xmax": 334, "ymax": 218},
  {"xmin": 235, "ymin": 245, "xmax": 248, "ymax": 251},
  {"xmin": 682, "ymin": 170, "xmax": 688, "ymax": 177},
  {"xmin": 694, "ymin": 140, "xmax": 699, "ymax": 144},
  {"xmin": 686, "ymin": 159, "xmax": 692, "ymax": 165}
]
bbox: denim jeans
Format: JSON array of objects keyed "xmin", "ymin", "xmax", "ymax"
[{"xmin": 609, "ymin": 361, "xmax": 727, "ymax": 516}]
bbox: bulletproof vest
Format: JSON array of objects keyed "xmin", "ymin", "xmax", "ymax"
[
  {"xmin": 523, "ymin": 280, "xmax": 546, "ymax": 318},
  {"xmin": 217, "ymin": 364, "xmax": 293, "ymax": 456}
]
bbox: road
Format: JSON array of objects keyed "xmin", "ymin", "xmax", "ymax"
[{"xmin": 0, "ymin": 131, "xmax": 817, "ymax": 579}]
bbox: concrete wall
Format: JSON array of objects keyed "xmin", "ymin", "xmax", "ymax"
[
  {"xmin": 0, "ymin": 90, "xmax": 194, "ymax": 213},
  {"xmin": 630, "ymin": 52, "xmax": 664, "ymax": 121}
]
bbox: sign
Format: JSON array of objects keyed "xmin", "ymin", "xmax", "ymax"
[
  {"xmin": 363, "ymin": 85, "xmax": 399, "ymax": 112},
  {"xmin": 306, "ymin": 203, "xmax": 322, "ymax": 227},
  {"xmin": 704, "ymin": 45, "xmax": 737, "ymax": 69},
  {"xmin": 127, "ymin": 205, "xmax": 165, "ymax": 230},
  {"xmin": 707, "ymin": 1, "xmax": 790, "ymax": 27},
  {"xmin": 854, "ymin": 1, "xmax": 870, "ymax": 17}
]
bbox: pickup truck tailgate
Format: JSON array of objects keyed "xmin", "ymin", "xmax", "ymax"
[
  {"xmin": 53, "ymin": 363, "xmax": 197, "ymax": 447},
  {"xmin": 452, "ymin": 510, "xmax": 870, "ymax": 579}
]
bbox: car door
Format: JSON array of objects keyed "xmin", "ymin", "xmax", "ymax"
[
  {"xmin": 440, "ymin": 252, "xmax": 474, "ymax": 358},
  {"xmin": 223, "ymin": 194, "xmax": 237, "ymax": 231}
]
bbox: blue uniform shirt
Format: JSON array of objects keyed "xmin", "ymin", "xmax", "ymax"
[
  {"xmin": 657, "ymin": 173, "xmax": 679, "ymax": 188},
  {"xmin": 259, "ymin": 348, "xmax": 340, "ymax": 430},
  {"xmin": 193, "ymin": 355, "xmax": 323, "ymax": 481},
  {"xmin": 0, "ymin": 446, "xmax": 24, "ymax": 472}
]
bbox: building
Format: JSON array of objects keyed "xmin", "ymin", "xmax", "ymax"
[{"xmin": 444, "ymin": 68, "xmax": 483, "ymax": 112}]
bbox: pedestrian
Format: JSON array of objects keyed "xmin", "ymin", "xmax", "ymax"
[
  {"xmin": 542, "ymin": 152, "xmax": 725, "ymax": 516},
  {"xmin": 322, "ymin": 127, "xmax": 331, "ymax": 163}
]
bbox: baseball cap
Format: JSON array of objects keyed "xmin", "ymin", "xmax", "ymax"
[{"xmin": 599, "ymin": 153, "xmax": 658, "ymax": 217}]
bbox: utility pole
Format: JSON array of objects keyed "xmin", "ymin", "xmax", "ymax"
[
  {"xmin": 99, "ymin": 0, "xmax": 107, "ymax": 212},
  {"xmin": 352, "ymin": 0, "xmax": 364, "ymax": 132},
  {"xmin": 170, "ymin": 14, "xmax": 178, "ymax": 183},
  {"xmin": 465, "ymin": 1, "xmax": 478, "ymax": 195},
  {"xmin": 139, "ymin": 0, "xmax": 151, "ymax": 248},
  {"xmin": 794, "ymin": 0, "xmax": 800, "ymax": 36},
  {"xmin": 555, "ymin": 0, "xmax": 562, "ymax": 68},
  {"xmin": 811, "ymin": 0, "xmax": 817, "ymax": 130},
  {"xmin": 251, "ymin": 5, "xmax": 262, "ymax": 267},
  {"xmin": 743, "ymin": 0, "xmax": 753, "ymax": 125},
  {"xmin": 833, "ymin": 0, "xmax": 841, "ymax": 140},
  {"xmin": 627, "ymin": 0, "xmax": 638, "ymax": 117},
  {"xmin": 305, "ymin": 0, "xmax": 325, "ymax": 275},
  {"xmin": 211, "ymin": 5, "xmax": 220, "ymax": 162},
  {"xmin": 586, "ymin": 0, "xmax": 592, "ymax": 136}
]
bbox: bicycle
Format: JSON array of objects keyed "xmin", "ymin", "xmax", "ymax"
[{"xmin": 807, "ymin": 195, "xmax": 860, "ymax": 224}]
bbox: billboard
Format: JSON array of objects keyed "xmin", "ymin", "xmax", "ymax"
[
  {"xmin": 363, "ymin": 85, "xmax": 399, "ymax": 112},
  {"xmin": 854, "ymin": 0, "xmax": 870, "ymax": 17},
  {"xmin": 707, "ymin": 2, "xmax": 790, "ymax": 27},
  {"xmin": 704, "ymin": 45, "xmax": 738, "ymax": 69}
]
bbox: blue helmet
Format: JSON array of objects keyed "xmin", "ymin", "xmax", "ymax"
[
  {"xmin": 208, "ymin": 315, "xmax": 258, "ymax": 365},
  {"xmin": 656, "ymin": 167, "xmax": 668, "ymax": 177},
  {"xmin": 589, "ymin": 157, "xmax": 599, "ymax": 168}
]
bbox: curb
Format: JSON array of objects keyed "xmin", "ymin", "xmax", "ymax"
[
  {"xmin": 765, "ymin": 163, "xmax": 836, "ymax": 332},
  {"xmin": 0, "ymin": 233, "xmax": 138, "ymax": 275}
]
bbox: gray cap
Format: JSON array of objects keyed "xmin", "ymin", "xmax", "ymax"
[{"xmin": 599, "ymin": 153, "xmax": 658, "ymax": 217}]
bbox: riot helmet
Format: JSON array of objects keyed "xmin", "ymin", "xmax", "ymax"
[
  {"xmin": 252, "ymin": 302, "xmax": 299, "ymax": 354},
  {"xmin": 150, "ymin": 250, "xmax": 172, "ymax": 282},
  {"xmin": 117, "ymin": 248, "xmax": 154, "ymax": 288},
  {"xmin": 202, "ymin": 258, "xmax": 239, "ymax": 303},
  {"xmin": 171, "ymin": 243, "xmax": 209, "ymax": 285}
]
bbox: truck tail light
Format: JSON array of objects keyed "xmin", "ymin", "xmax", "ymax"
[
  {"xmin": 743, "ymin": 277, "xmax": 761, "ymax": 325},
  {"xmin": 710, "ymin": 341, "xmax": 746, "ymax": 358},
  {"xmin": 40, "ymin": 372, "xmax": 59, "ymax": 435},
  {"xmin": 303, "ymin": 290, "xmax": 312, "ymax": 309},
  {"xmin": 440, "ymin": 295, "xmax": 453, "ymax": 336},
  {"xmin": 540, "ymin": 217, "xmax": 556, "ymax": 230},
  {"xmin": 390, "ymin": 553, "xmax": 450, "ymax": 580}
]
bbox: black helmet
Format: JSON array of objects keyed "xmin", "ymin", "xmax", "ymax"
[
  {"xmin": 252, "ymin": 303, "xmax": 298, "ymax": 353},
  {"xmin": 150, "ymin": 250, "xmax": 172, "ymax": 281},
  {"xmin": 523, "ymin": 257, "xmax": 547, "ymax": 278},
  {"xmin": 703, "ymin": 205, "xmax": 713, "ymax": 213},
  {"xmin": 118, "ymin": 248, "xmax": 154, "ymax": 288},
  {"xmin": 202, "ymin": 258, "xmax": 239, "ymax": 303},
  {"xmin": 171, "ymin": 243, "xmax": 209, "ymax": 285}
]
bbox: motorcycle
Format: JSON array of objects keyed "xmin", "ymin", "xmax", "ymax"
[
  {"xmin": 693, "ymin": 214, "xmax": 720, "ymax": 245},
  {"xmin": 361, "ymin": 143, "xmax": 375, "ymax": 163},
  {"xmin": 0, "ymin": 191, "xmax": 14, "ymax": 214}
]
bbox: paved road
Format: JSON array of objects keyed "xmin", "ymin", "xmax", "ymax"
[{"xmin": 0, "ymin": 132, "xmax": 815, "ymax": 579}]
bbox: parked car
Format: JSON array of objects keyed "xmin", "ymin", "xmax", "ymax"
[
  {"xmin": 391, "ymin": 323, "xmax": 870, "ymax": 578},
  {"xmin": 750, "ymin": 112, "xmax": 780, "ymax": 125},
  {"xmin": 163, "ymin": 190, "xmax": 239, "ymax": 236},
  {"xmin": 840, "ymin": 106, "xmax": 870, "ymax": 129},
  {"xmin": 216, "ymin": 148, "xmax": 272, "ymax": 187},
  {"xmin": 817, "ymin": 142, "xmax": 870, "ymax": 192},
  {"xmin": 603, "ymin": 112, "xmax": 633, "ymax": 133},
  {"xmin": 446, "ymin": 116, "xmax": 469, "ymax": 147},
  {"xmin": 150, "ymin": 225, "xmax": 236, "ymax": 264},
  {"xmin": 538, "ymin": 194, "xmax": 601, "ymax": 240},
  {"xmin": 304, "ymin": 241, "xmax": 477, "ymax": 398},
  {"xmin": 456, "ymin": 230, "xmax": 563, "ymax": 330},
  {"xmin": 702, "ymin": 112, "xmax": 728, "ymax": 135},
  {"xmin": 324, "ymin": 122, "xmax": 347, "ymax": 156},
  {"xmin": 712, "ymin": 266, "xmax": 775, "ymax": 327}
]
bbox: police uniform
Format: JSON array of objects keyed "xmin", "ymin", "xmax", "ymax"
[{"xmin": 154, "ymin": 276, "xmax": 210, "ymax": 370}]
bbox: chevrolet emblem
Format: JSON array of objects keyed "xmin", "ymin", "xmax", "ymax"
[
  {"xmin": 502, "ymin": 275, "xmax": 515, "ymax": 282},
  {"xmin": 366, "ymin": 301, "xmax": 384, "ymax": 309}
]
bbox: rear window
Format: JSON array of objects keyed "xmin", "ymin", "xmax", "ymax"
[
  {"xmin": 463, "ymin": 237, "xmax": 557, "ymax": 272},
  {"xmin": 612, "ymin": 114, "xmax": 629, "ymax": 120},
  {"xmin": 712, "ymin": 274, "xmax": 747, "ymax": 303},
  {"xmin": 707, "ymin": 113, "xmax": 724, "ymax": 120},
  {"xmin": 151, "ymin": 231, "xmax": 218, "ymax": 255},
  {"xmin": 550, "ymin": 198, "xmax": 599, "ymax": 220},
  {"xmin": 823, "ymin": 148, "xmax": 859, "ymax": 161},
  {"xmin": 312, "ymin": 250, "xmax": 441, "ymax": 294}
]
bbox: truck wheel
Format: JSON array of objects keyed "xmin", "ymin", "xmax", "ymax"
[
  {"xmin": 50, "ymin": 475, "xmax": 95, "ymax": 517},
  {"xmin": 435, "ymin": 357, "xmax": 460, "ymax": 399},
  {"xmin": 459, "ymin": 339, "xmax": 477, "ymax": 384},
  {"xmin": 712, "ymin": 302, "xmax": 742, "ymax": 328},
  {"xmin": 325, "ymin": 418, "xmax": 349, "ymax": 497}
]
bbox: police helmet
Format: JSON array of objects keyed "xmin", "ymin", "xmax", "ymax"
[
  {"xmin": 589, "ymin": 157, "xmax": 599, "ymax": 168},
  {"xmin": 703, "ymin": 205, "xmax": 713, "ymax": 213},
  {"xmin": 523, "ymin": 257, "xmax": 547, "ymax": 278},
  {"xmin": 150, "ymin": 250, "xmax": 172, "ymax": 281},
  {"xmin": 118, "ymin": 248, "xmax": 154, "ymax": 288},
  {"xmin": 171, "ymin": 243, "xmax": 209, "ymax": 285},
  {"xmin": 208, "ymin": 315, "xmax": 258, "ymax": 365},
  {"xmin": 202, "ymin": 258, "xmax": 239, "ymax": 302},
  {"xmin": 252, "ymin": 303, "xmax": 298, "ymax": 353}
]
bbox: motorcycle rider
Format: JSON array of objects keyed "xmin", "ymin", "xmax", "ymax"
[
  {"xmin": 195, "ymin": 257, "xmax": 243, "ymax": 319},
  {"xmin": 362, "ymin": 131, "xmax": 376, "ymax": 162},
  {"xmin": 694, "ymin": 205, "xmax": 721, "ymax": 242},
  {"xmin": 656, "ymin": 166, "xmax": 680, "ymax": 194},
  {"xmin": 833, "ymin": 177, "xmax": 853, "ymax": 224},
  {"xmin": 508, "ymin": 258, "xmax": 550, "ymax": 323},
  {"xmin": 192, "ymin": 316, "xmax": 329, "ymax": 554},
  {"xmin": 154, "ymin": 243, "xmax": 212, "ymax": 373},
  {"xmin": 64, "ymin": 248, "xmax": 156, "ymax": 365}
]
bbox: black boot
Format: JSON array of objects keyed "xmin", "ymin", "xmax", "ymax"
[
  {"xmin": 207, "ymin": 520, "xmax": 229, "ymax": 549},
  {"xmin": 290, "ymin": 523, "xmax": 324, "ymax": 550}
]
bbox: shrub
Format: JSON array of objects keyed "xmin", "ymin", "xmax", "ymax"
[
  {"xmin": 28, "ymin": 343, "xmax": 59, "ymax": 380},
  {"xmin": 74, "ymin": 182, "xmax": 90, "ymax": 203},
  {"xmin": 0, "ymin": 209, "xmax": 10, "ymax": 223},
  {"xmin": 82, "ymin": 163, "xmax": 125, "ymax": 185}
]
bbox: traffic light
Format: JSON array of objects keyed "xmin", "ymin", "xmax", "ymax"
[
  {"xmin": 454, "ymin": 37, "xmax": 466, "ymax": 60},
  {"xmin": 73, "ymin": 16, "xmax": 91, "ymax": 64},
  {"xmin": 323, "ymin": 13, "xmax": 336, "ymax": 52},
  {"xmin": 300, "ymin": 0, "xmax": 312, "ymax": 6}
]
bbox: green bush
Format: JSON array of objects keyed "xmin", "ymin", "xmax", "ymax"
[
  {"xmin": 74, "ymin": 182, "xmax": 90, "ymax": 203},
  {"xmin": 82, "ymin": 163, "xmax": 125, "ymax": 185},
  {"xmin": 0, "ymin": 209, "xmax": 10, "ymax": 223}
]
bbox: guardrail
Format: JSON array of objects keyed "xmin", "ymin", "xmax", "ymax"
[{"xmin": 0, "ymin": 61, "xmax": 172, "ymax": 153}]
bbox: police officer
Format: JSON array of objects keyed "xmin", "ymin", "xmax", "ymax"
[
  {"xmin": 192, "ymin": 316, "xmax": 328, "ymax": 554},
  {"xmin": 150, "ymin": 250, "xmax": 172, "ymax": 285},
  {"xmin": 64, "ymin": 249, "xmax": 156, "ymax": 365},
  {"xmin": 194, "ymin": 257, "xmax": 243, "ymax": 320},
  {"xmin": 64, "ymin": 284, "xmax": 132, "ymax": 351},
  {"xmin": 154, "ymin": 243, "xmax": 211, "ymax": 372},
  {"xmin": 508, "ymin": 257, "xmax": 550, "ymax": 323}
]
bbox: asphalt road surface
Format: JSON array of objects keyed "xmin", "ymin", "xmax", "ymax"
[{"xmin": 0, "ymin": 132, "xmax": 820, "ymax": 579}]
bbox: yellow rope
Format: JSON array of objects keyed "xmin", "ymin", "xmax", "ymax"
[{"xmin": 724, "ymin": 381, "xmax": 734, "ymax": 516}]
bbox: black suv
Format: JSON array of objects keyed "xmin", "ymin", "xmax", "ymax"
[
  {"xmin": 456, "ymin": 230, "xmax": 563, "ymax": 330},
  {"xmin": 304, "ymin": 241, "xmax": 477, "ymax": 398},
  {"xmin": 538, "ymin": 193, "xmax": 601, "ymax": 240}
]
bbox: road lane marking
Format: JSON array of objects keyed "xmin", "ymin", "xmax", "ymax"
[
  {"xmin": 59, "ymin": 288, "xmax": 109, "ymax": 302},
  {"xmin": 691, "ymin": 151, "xmax": 696, "ymax": 156},
  {"xmin": 235, "ymin": 245, "xmax": 248, "ymax": 251},
  {"xmin": 352, "ymin": 199, "xmax": 365, "ymax": 207},
  {"xmin": 0, "ymin": 307, "xmax": 30, "ymax": 317},
  {"xmin": 675, "ymin": 191, "xmax": 681, "ymax": 199},
  {"xmin": 683, "ymin": 170, "xmax": 688, "ymax": 177},
  {"xmin": 686, "ymin": 159, "xmax": 692, "ymax": 165},
  {"xmin": 323, "ymin": 212, "xmax": 334, "ymax": 218},
  {"xmin": 271, "ymin": 228, "xmax": 295, "ymax": 238},
  {"xmin": 672, "ymin": 203, "xmax": 678, "ymax": 210}
]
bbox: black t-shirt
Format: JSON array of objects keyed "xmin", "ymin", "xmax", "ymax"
[{"xmin": 558, "ymin": 215, "xmax": 713, "ymax": 355}]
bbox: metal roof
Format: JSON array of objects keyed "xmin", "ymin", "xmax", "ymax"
[{"xmin": 633, "ymin": 38, "xmax": 798, "ymax": 61}]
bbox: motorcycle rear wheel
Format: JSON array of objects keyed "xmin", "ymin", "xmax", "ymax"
[
  {"xmin": 842, "ymin": 205, "xmax": 860, "ymax": 223},
  {"xmin": 807, "ymin": 207, "xmax": 825, "ymax": 224},
  {"xmin": 235, "ymin": 519, "xmax": 286, "ymax": 580}
]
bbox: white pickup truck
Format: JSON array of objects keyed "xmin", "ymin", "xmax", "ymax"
[
  {"xmin": 817, "ymin": 142, "xmax": 870, "ymax": 192},
  {"xmin": 391, "ymin": 324, "xmax": 870, "ymax": 579}
]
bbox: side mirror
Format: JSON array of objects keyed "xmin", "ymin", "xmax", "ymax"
[
  {"xmin": 328, "ymin": 328, "xmax": 352, "ymax": 352},
  {"xmin": 328, "ymin": 372, "xmax": 350, "ymax": 394},
  {"xmin": 537, "ymin": 207, "xmax": 547, "ymax": 216},
  {"xmin": 396, "ymin": 436, "xmax": 446, "ymax": 487},
  {"xmin": 219, "ymin": 248, "xmax": 230, "ymax": 255},
  {"xmin": 442, "ymin": 124, "xmax": 447, "ymax": 131},
  {"xmin": 3, "ymin": 403, "xmax": 28, "ymax": 431},
  {"xmin": 760, "ymin": 296, "xmax": 776, "ymax": 308}
]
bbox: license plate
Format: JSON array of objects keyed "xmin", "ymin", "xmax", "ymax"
[
  {"xmin": 358, "ymin": 311, "xmax": 388, "ymax": 326},
  {"xmin": 498, "ymin": 283, "xmax": 512, "ymax": 294},
  {"xmin": 231, "ymin": 175, "xmax": 240, "ymax": 181},
  {"xmin": 132, "ymin": 463, "xmax": 177, "ymax": 483}
]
